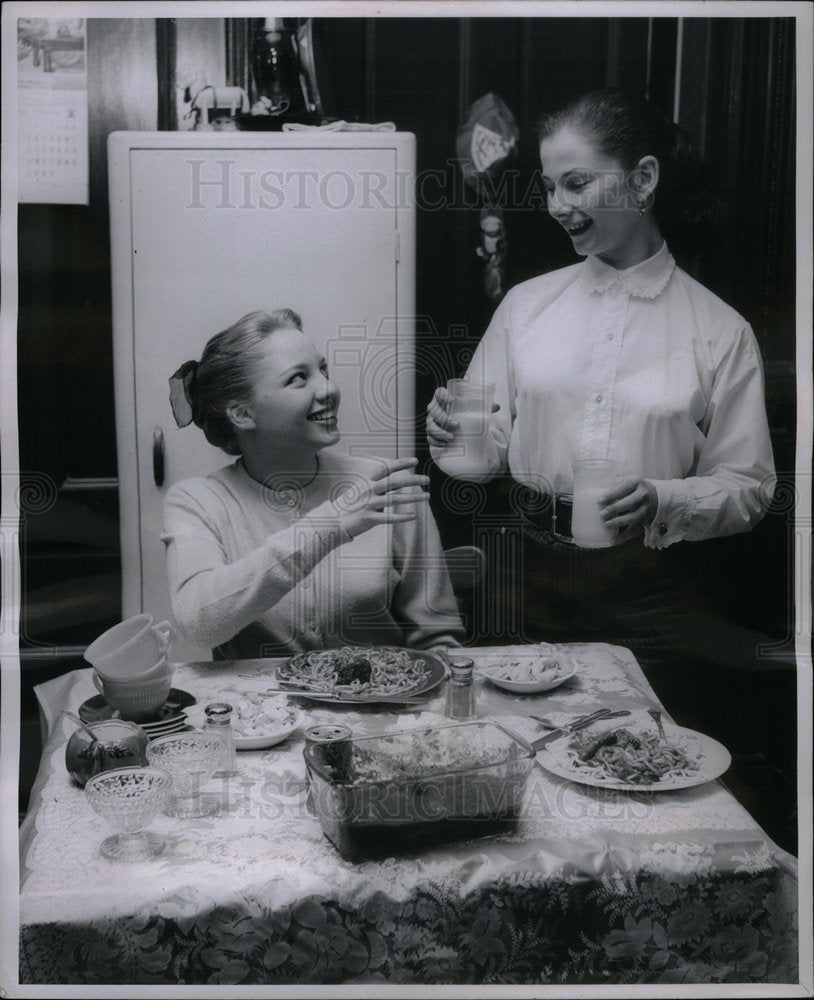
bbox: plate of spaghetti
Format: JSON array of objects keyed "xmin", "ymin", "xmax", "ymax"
[
  {"xmin": 539, "ymin": 714, "xmax": 731, "ymax": 791},
  {"xmin": 276, "ymin": 646, "xmax": 447, "ymax": 702}
]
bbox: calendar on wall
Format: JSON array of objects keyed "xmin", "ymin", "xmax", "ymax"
[{"xmin": 17, "ymin": 16, "xmax": 89, "ymax": 205}]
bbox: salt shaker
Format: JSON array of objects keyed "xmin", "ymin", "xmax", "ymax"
[
  {"xmin": 445, "ymin": 657, "xmax": 476, "ymax": 720},
  {"xmin": 204, "ymin": 702, "xmax": 237, "ymax": 776}
]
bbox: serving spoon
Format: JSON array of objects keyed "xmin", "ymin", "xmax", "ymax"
[{"xmin": 63, "ymin": 709, "xmax": 98, "ymax": 742}]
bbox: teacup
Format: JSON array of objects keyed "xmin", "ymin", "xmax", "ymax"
[
  {"xmin": 93, "ymin": 666, "xmax": 173, "ymax": 722},
  {"xmin": 85, "ymin": 614, "xmax": 174, "ymax": 679},
  {"xmin": 127, "ymin": 652, "xmax": 174, "ymax": 683},
  {"xmin": 95, "ymin": 647, "xmax": 173, "ymax": 684}
]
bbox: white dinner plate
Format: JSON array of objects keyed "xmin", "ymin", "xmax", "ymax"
[
  {"xmin": 538, "ymin": 719, "xmax": 731, "ymax": 791},
  {"xmin": 477, "ymin": 646, "xmax": 577, "ymax": 694}
]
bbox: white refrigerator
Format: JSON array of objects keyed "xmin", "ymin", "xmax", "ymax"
[{"xmin": 109, "ymin": 130, "xmax": 416, "ymax": 661}]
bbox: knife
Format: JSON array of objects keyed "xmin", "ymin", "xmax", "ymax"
[
  {"xmin": 531, "ymin": 709, "xmax": 631, "ymax": 750},
  {"xmin": 261, "ymin": 685, "xmax": 343, "ymax": 700},
  {"xmin": 259, "ymin": 686, "xmax": 432, "ymax": 705}
]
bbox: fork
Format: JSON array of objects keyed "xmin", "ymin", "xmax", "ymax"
[
  {"xmin": 648, "ymin": 708, "xmax": 670, "ymax": 743},
  {"xmin": 529, "ymin": 708, "xmax": 630, "ymax": 731}
]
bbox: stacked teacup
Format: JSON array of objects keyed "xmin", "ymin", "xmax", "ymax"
[{"xmin": 85, "ymin": 615, "xmax": 175, "ymax": 722}]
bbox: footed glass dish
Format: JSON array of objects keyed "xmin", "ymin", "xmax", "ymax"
[
  {"xmin": 84, "ymin": 766, "xmax": 171, "ymax": 861},
  {"xmin": 146, "ymin": 732, "xmax": 225, "ymax": 818}
]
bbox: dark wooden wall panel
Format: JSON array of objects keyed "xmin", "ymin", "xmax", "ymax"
[
  {"xmin": 679, "ymin": 20, "xmax": 795, "ymax": 359},
  {"xmin": 18, "ymin": 18, "xmax": 158, "ymax": 482},
  {"xmin": 15, "ymin": 14, "xmax": 799, "ymax": 649},
  {"xmin": 17, "ymin": 18, "xmax": 158, "ymax": 649}
]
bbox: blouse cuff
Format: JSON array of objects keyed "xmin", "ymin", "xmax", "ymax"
[{"xmin": 643, "ymin": 480, "xmax": 690, "ymax": 549}]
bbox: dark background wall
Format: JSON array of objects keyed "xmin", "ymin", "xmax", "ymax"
[
  {"xmin": 17, "ymin": 15, "xmax": 798, "ymax": 648},
  {"xmin": 15, "ymin": 15, "xmax": 800, "ymax": 845}
]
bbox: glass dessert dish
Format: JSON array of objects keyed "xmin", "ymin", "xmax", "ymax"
[
  {"xmin": 84, "ymin": 766, "xmax": 171, "ymax": 861},
  {"xmin": 146, "ymin": 732, "xmax": 225, "ymax": 818}
]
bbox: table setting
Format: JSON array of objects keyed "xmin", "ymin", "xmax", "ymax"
[{"xmin": 18, "ymin": 627, "xmax": 799, "ymax": 987}]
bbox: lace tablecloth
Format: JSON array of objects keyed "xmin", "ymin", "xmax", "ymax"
[{"xmin": 19, "ymin": 644, "xmax": 798, "ymax": 986}]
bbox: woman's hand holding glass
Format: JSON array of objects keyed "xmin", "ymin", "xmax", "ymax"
[
  {"xmin": 599, "ymin": 476, "xmax": 658, "ymax": 538},
  {"xmin": 332, "ymin": 457, "xmax": 430, "ymax": 538},
  {"xmin": 426, "ymin": 386, "xmax": 500, "ymax": 447},
  {"xmin": 426, "ymin": 386, "xmax": 458, "ymax": 446}
]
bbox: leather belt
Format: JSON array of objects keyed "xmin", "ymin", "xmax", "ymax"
[{"xmin": 518, "ymin": 492, "xmax": 574, "ymax": 543}]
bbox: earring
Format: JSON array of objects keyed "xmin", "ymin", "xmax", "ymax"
[{"xmin": 637, "ymin": 200, "xmax": 647, "ymax": 217}]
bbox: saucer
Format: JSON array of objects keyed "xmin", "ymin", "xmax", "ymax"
[
  {"xmin": 141, "ymin": 715, "xmax": 189, "ymax": 737},
  {"xmin": 78, "ymin": 688, "xmax": 196, "ymax": 729}
]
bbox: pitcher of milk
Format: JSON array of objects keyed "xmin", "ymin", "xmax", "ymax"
[
  {"xmin": 435, "ymin": 379, "xmax": 495, "ymax": 478},
  {"xmin": 571, "ymin": 459, "xmax": 616, "ymax": 548}
]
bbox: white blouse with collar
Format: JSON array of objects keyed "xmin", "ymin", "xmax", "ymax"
[{"xmin": 453, "ymin": 243, "xmax": 776, "ymax": 549}]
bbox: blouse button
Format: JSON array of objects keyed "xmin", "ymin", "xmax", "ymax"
[
  {"xmin": 606, "ymin": 333, "xmax": 614, "ymax": 341},
  {"xmin": 595, "ymin": 394, "xmax": 602, "ymax": 403},
  {"xmin": 658, "ymin": 523, "xmax": 668, "ymax": 536}
]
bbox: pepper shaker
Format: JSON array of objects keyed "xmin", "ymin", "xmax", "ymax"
[{"xmin": 445, "ymin": 657, "xmax": 476, "ymax": 720}]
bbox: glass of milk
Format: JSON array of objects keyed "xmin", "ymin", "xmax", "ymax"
[
  {"xmin": 435, "ymin": 379, "xmax": 495, "ymax": 478},
  {"xmin": 571, "ymin": 459, "xmax": 616, "ymax": 547}
]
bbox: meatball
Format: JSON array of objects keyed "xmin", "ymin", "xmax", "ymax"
[{"xmin": 335, "ymin": 654, "xmax": 372, "ymax": 686}]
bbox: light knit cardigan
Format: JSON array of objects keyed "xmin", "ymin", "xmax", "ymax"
[{"xmin": 161, "ymin": 449, "xmax": 464, "ymax": 660}]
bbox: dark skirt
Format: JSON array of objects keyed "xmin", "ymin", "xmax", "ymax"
[
  {"xmin": 510, "ymin": 523, "xmax": 793, "ymax": 731},
  {"xmin": 516, "ymin": 523, "xmax": 701, "ymax": 672}
]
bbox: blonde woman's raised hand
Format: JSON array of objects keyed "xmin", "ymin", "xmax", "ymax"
[{"xmin": 332, "ymin": 457, "xmax": 430, "ymax": 538}]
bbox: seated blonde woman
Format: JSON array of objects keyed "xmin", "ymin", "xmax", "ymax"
[{"xmin": 163, "ymin": 308, "xmax": 464, "ymax": 660}]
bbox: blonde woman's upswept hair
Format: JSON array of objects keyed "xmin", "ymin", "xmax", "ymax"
[{"xmin": 190, "ymin": 308, "xmax": 303, "ymax": 455}]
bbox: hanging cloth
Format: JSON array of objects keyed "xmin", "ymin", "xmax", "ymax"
[
  {"xmin": 455, "ymin": 92, "xmax": 519, "ymax": 193},
  {"xmin": 456, "ymin": 93, "xmax": 519, "ymax": 302}
]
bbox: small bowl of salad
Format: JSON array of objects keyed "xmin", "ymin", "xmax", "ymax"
[
  {"xmin": 478, "ymin": 645, "xmax": 577, "ymax": 693},
  {"xmin": 188, "ymin": 692, "xmax": 303, "ymax": 750}
]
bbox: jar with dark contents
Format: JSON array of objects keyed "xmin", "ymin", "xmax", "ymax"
[
  {"xmin": 304, "ymin": 723, "xmax": 353, "ymax": 811},
  {"xmin": 305, "ymin": 724, "xmax": 353, "ymax": 778}
]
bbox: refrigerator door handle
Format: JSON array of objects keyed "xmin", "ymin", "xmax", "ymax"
[{"xmin": 153, "ymin": 427, "xmax": 165, "ymax": 487}]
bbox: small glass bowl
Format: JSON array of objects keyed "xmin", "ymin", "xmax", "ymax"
[
  {"xmin": 146, "ymin": 732, "xmax": 225, "ymax": 818},
  {"xmin": 85, "ymin": 766, "xmax": 171, "ymax": 861}
]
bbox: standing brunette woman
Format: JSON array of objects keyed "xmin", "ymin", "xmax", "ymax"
[
  {"xmin": 165, "ymin": 308, "xmax": 463, "ymax": 659},
  {"xmin": 427, "ymin": 89, "xmax": 776, "ymax": 681}
]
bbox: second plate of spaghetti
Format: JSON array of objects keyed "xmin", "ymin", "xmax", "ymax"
[
  {"xmin": 276, "ymin": 646, "xmax": 447, "ymax": 702},
  {"xmin": 538, "ymin": 711, "xmax": 731, "ymax": 791}
]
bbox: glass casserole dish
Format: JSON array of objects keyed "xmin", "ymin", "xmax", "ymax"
[{"xmin": 303, "ymin": 720, "xmax": 535, "ymax": 860}]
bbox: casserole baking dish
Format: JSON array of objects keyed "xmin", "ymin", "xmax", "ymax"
[{"xmin": 303, "ymin": 720, "xmax": 535, "ymax": 860}]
